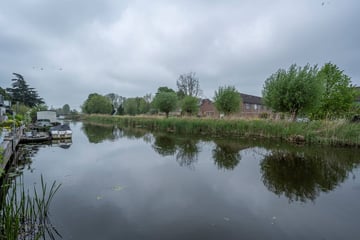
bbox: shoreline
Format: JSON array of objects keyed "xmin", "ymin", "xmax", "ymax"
[{"xmin": 82, "ymin": 115, "xmax": 360, "ymax": 148}]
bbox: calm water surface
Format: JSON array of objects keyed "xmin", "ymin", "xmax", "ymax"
[{"xmin": 10, "ymin": 122, "xmax": 360, "ymax": 239}]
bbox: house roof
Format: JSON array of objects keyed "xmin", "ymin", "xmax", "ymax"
[
  {"xmin": 240, "ymin": 93, "xmax": 263, "ymax": 105},
  {"xmin": 200, "ymin": 94, "xmax": 264, "ymax": 105},
  {"xmin": 201, "ymin": 98, "xmax": 213, "ymax": 104}
]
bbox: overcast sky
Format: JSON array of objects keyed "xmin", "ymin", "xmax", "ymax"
[{"xmin": 0, "ymin": 0, "xmax": 359, "ymax": 110}]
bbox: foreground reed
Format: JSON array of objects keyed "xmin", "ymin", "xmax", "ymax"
[
  {"xmin": 0, "ymin": 175, "xmax": 61, "ymax": 240},
  {"xmin": 83, "ymin": 115, "xmax": 360, "ymax": 147}
]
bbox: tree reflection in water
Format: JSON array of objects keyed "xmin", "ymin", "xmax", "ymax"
[
  {"xmin": 260, "ymin": 148, "xmax": 360, "ymax": 202},
  {"xmin": 175, "ymin": 138, "xmax": 199, "ymax": 168},
  {"xmin": 13, "ymin": 145, "xmax": 43, "ymax": 173},
  {"xmin": 82, "ymin": 123, "xmax": 118, "ymax": 143},
  {"xmin": 82, "ymin": 123, "xmax": 149, "ymax": 143},
  {"xmin": 152, "ymin": 134, "xmax": 200, "ymax": 169},
  {"xmin": 212, "ymin": 140, "xmax": 247, "ymax": 170},
  {"xmin": 152, "ymin": 135, "xmax": 177, "ymax": 156}
]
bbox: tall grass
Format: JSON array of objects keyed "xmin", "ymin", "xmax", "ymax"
[
  {"xmin": 0, "ymin": 175, "xmax": 62, "ymax": 240},
  {"xmin": 83, "ymin": 114, "xmax": 360, "ymax": 147}
]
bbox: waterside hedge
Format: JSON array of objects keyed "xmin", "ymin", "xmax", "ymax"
[{"xmin": 82, "ymin": 115, "xmax": 360, "ymax": 147}]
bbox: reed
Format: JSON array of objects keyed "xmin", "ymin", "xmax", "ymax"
[
  {"xmin": 83, "ymin": 115, "xmax": 360, "ymax": 147},
  {"xmin": 0, "ymin": 175, "xmax": 61, "ymax": 240}
]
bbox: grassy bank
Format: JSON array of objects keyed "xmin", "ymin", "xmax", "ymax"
[
  {"xmin": 82, "ymin": 115, "xmax": 360, "ymax": 147},
  {"xmin": 0, "ymin": 175, "xmax": 61, "ymax": 239}
]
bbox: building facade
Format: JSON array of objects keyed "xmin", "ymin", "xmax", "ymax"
[
  {"xmin": 199, "ymin": 99, "xmax": 219, "ymax": 117},
  {"xmin": 199, "ymin": 93, "xmax": 270, "ymax": 118}
]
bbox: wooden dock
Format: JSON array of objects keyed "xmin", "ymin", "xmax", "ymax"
[{"xmin": 0, "ymin": 126, "xmax": 24, "ymax": 170}]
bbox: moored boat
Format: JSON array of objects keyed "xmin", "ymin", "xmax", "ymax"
[
  {"xmin": 50, "ymin": 124, "xmax": 72, "ymax": 139},
  {"xmin": 20, "ymin": 131, "xmax": 51, "ymax": 143}
]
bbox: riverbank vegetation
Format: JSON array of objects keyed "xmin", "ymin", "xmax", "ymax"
[
  {"xmin": 0, "ymin": 175, "xmax": 61, "ymax": 239},
  {"xmin": 83, "ymin": 115, "xmax": 360, "ymax": 147},
  {"xmin": 263, "ymin": 63, "xmax": 359, "ymax": 121},
  {"xmin": 79, "ymin": 64, "xmax": 359, "ymax": 124}
]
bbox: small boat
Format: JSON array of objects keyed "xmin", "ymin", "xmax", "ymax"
[
  {"xmin": 50, "ymin": 124, "xmax": 72, "ymax": 139},
  {"xmin": 20, "ymin": 131, "xmax": 51, "ymax": 143}
]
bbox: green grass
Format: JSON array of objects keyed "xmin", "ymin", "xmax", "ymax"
[
  {"xmin": 82, "ymin": 114, "xmax": 360, "ymax": 147},
  {"xmin": 0, "ymin": 175, "xmax": 61, "ymax": 239}
]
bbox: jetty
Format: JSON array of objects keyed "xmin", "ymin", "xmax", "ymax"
[{"xmin": 0, "ymin": 126, "xmax": 24, "ymax": 170}]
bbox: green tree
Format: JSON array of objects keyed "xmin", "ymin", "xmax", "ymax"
[
  {"xmin": 262, "ymin": 64, "xmax": 321, "ymax": 121},
  {"xmin": 123, "ymin": 98, "xmax": 138, "ymax": 115},
  {"xmin": 176, "ymin": 72, "xmax": 202, "ymax": 98},
  {"xmin": 117, "ymin": 104, "xmax": 125, "ymax": 115},
  {"xmin": 6, "ymin": 73, "xmax": 44, "ymax": 107},
  {"xmin": 105, "ymin": 93, "xmax": 127, "ymax": 114},
  {"xmin": 213, "ymin": 86, "xmax": 241, "ymax": 116},
  {"xmin": 11, "ymin": 103, "xmax": 30, "ymax": 116},
  {"xmin": 157, "ymin": 86, "xmax": 175, "ymax": 94},
  {"xmin": 0, "ymin": 87, "xmax": 10, "ymax": 100},
  {"xmin": 82, "ymin": 93, "xmax": 113, "ymax": 114},
  {"xmin": 181, "ymin": 96, "xmax": 199, "ymax": 116},
  {"xmin": 62, "ymin": 104, "xmax": 71, "ymax": 115},
  {"xmin": 136, "ymin": 97, "xmax": 149, "ymax": 114},
  {"xmin": 153, "ymin": 87, "xmax": 178, "ymax": 118},
  {"xmin": 312, "ymin": 63, "xmax": 357, "ymax": 119},
  {"xmin": 142, "ymin": 93, "xmax": 152, "ymax": 114},
  {"xmin": 123, "ymin": 97, "xmax": 149, "ymax": 115},
  {"xmin": 352, "ymin": 88, "xmax": 360, "ymax": 115}
]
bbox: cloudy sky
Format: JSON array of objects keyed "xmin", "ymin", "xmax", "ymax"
[{"xmin": 0, "ymin": 0, "xmax": 359, "ymax": 110}]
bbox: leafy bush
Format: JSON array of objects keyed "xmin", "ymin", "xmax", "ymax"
[{"xmin": 0, "ymin": 120, "xmax": 21, "ymax": 128}]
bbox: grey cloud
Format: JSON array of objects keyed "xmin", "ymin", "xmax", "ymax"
[{"xmin": 0, "ymin": 0, "xmax": 359, "ymax": 109}]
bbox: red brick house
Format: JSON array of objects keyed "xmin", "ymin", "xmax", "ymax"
[
  {"xmin": 199, "ymin": 99, "xmax": 219, "ymax": 117},
  {"xmin": 199, "ymin": 93, "xmax": 270, "ymax": 118}
]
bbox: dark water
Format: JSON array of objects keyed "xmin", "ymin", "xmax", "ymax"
[{"xmin": 9, "ymin": 122, "xmax": 360, "ymax": 239}]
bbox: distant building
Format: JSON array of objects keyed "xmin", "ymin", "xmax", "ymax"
[
  {"xmin": 0, "ymin": 94, "xmax": 10, "ymax": 121},
  {"xmin": 238, "ymin": 93, "xmax": 270, "ymax": 118},
  {"xmin": 199, "ymin": 93, "xmax": 269, "ymax": 118},
  {"xmin": 37, "ymin": 111, "xmax": 57, "ymax": 123},
  {"xmin": 199, "ymin": 99, "xmax": 219, "ymax": 117}
]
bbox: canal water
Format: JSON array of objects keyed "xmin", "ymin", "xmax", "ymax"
[{"xmin": 7, "ymin": 122, "xmax": 360, "ymax": 239}]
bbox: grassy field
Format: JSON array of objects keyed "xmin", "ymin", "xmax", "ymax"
[{"xmin": 82, "ymin": 114, "xmax": 360, "ymax": 147}]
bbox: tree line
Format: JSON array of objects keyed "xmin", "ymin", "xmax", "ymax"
[
  {"xmin": 263, "ymin": 62, "xmax": 359, "ymax": 121},
  {"xmin": 2, "ymin": 62, "xmax": 359, "ymax": 122},
  {"xmin": 82, "ymin": 72, "xmax": 244, "ymax": 118},
  {"xmin": 83, "ymin": 63, "xmax": 359, "ymax": 120},
  {"xmin": 82, "ymin": 72, "xmax": 207, "ymax": 118}
]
